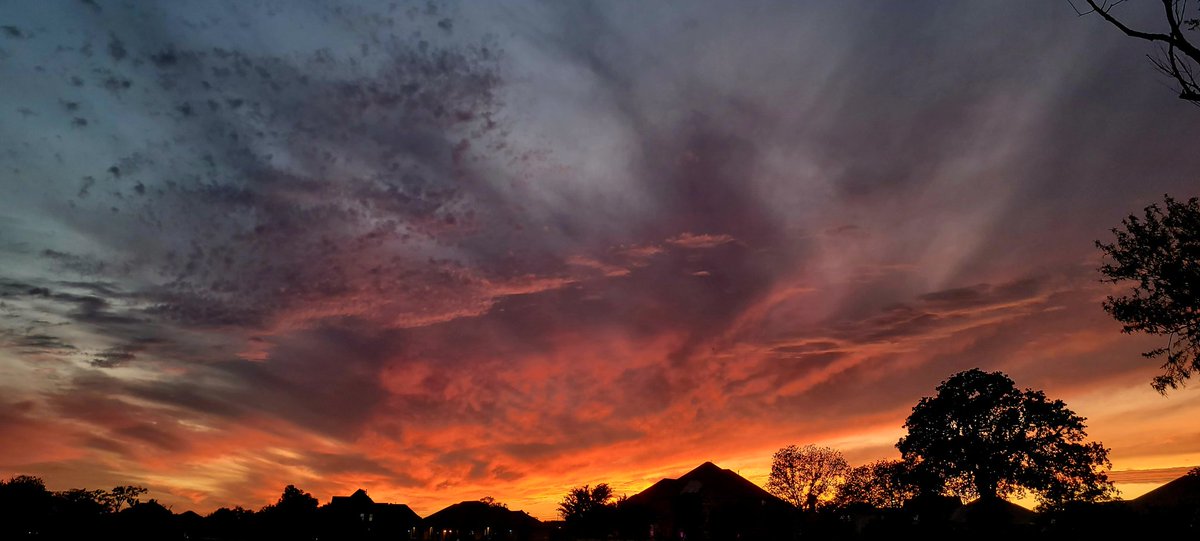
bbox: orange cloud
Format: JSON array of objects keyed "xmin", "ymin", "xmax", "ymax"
[{"xmin": 665, "ymin": 232, "xmax": 736, "ymax": 249}]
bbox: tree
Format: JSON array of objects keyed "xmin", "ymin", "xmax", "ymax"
[
  {"xmin": 1097, "ymin": 195, "xmax": 1200, "ymax": 392},
  {"xmin": 267, "ymin": 484, "xmax": 319, "ymax": 514},
  {"xmin": 1076, "ymin": 0, "xmax": 1200, "ymax": 103},
  {"xmin": 558, "ymin": 483, "xmax": 614, "ymax": 521},
  {"xmin": 558, "ymin": 483, "xmax": 617, "ymax": 537},
  {"xmin": 834, "ymin": 459, "xmax": 918, "ymax": 509},
  {"xmin": 259, "ymin": 485, "xmax": 319, "ymax": 541},
  {"xmin": 766, "ymin": 444, "xmax": 850, "ymax": 511},
  {"xmin": 0, "ymin": 475, "xmax": 54, "ymax": 537},
  {"xmin": 207, "ymin": 506, "xmax": 255, "ymax": 539},
  {"xmin": 55, "ymin": 488, "xmax": 109, "ymax": 516},
  {"xmin": 479, "ymin": 496, "xmax": 508, "ymax": 509},
  {"xmin": 897, "ymin": 369, "xmax": 1116, "ymax": 509},
  {"xmin": 104, "ymin": 485, "xmax": 149, "ymax": 512},
  {"xmin": 0, "ymin": 474, "xmax": 50, "ymax": 500}
]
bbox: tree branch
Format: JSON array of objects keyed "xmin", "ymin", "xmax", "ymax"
[
  {"xmin": 1084, "ymin": 0, "xmax": 1200, "ymax": 102},
  {"xmin": 1085, "ymin": 0, "xmax": 1174, "ymax": 42}
]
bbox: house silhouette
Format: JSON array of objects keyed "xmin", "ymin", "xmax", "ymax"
[
  {"xmin": 620, "ymin": 461, "xmax": 794, "ymax": 541},
  {"xmin": 420, "ymin": 500, "xmax": 542, "ymax": 541},
  {"xmin": 322, "ymin": 488, "xmax": 421, "ymax": 540},
  {"xmin": 1129, "ymin": 467, "xmax": 1200, "ymax": 533}
]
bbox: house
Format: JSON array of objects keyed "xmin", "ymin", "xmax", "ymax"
[
  {"xmin": 420, "ymin": 500, "xmax": 542, "ymax": 541},
  {"xmin": 1131, "ymin": 466, "xmax": 1200, "ymax": 512},
  {"xmin": 321, "ymin": 489, "xmax": 422, "ymax": 540},
  {"xmin": 1129, "ymin": 467, "xmax": 1200, "ymax": 533},
  {"xmin": 619, "ymin": 461, "xmax": 795, "ymax": 541},
  {"xmin": 948, "ymin": 496, "xmax": 1035, "ymax": 530}
]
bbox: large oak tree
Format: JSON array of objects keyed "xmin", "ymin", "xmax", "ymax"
[{"xmin": 897, "ymin": 369, "xmax": 1116, "ymax": 509}]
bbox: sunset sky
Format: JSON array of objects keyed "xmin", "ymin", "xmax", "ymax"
[{"xmin": 1, "ymin": 0, "xmax": 1199, "ymax": 520}]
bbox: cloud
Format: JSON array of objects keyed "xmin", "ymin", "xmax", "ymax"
[
  {"xmin": 1108, "ymin": 466, "xmax": 1199, "ymax": 484},
  {"xmin": 90, "ymin": 347, "xmax": 136, "ymax": 368},
  {"xmin": 665, "ymin": 232, "xmax": 736, "ymax": 249},
  {"xmin": 5, "ymin": 333, "xmax": 76, "ymax": 353},
  {"xmin": 1, "ymin": 0, "xmax": 1200, "ymax": 520}
]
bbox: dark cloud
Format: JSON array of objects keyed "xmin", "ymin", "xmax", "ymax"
[
  {"xmin": 1, "ymin": 25, "xmax": 28, "ymax": 39},
  {"xmin": 115, "ymin": 423, "xmax": 187, "ymax": 452},
  {"xmin": 80, "ymin": 435, "xmax": 132, "ymax": 456},
  {"xmin": 917, "ymin": 277, "xmax": 1044, "ymax": 310},
  {"xmin": 58, "ymin": 322, "xmax": 398, "ymax": 440},
  {"xmin": 56, "ymin": 293, "xmax": 142, "ymax": 326},
  {"xmin": 821, "ymin": 276, "xmax": 1054, "ymax": 345},
  {"xmin": 305, "ymin": 451, "xmax": 409, "ymax": 480},
  {"xmin": 90, "ymin": 346, "xmax": 136, "ymax": 368},
  {"xmin": 120, "ymin": 379, "xmax": 246, "ymax": 420},
  {"xmin": 0, "ymin": 280, "xmax": 35, "ymax": 297},
  {"xmin": 40, "ymin": 250, "xmax": 109, "ymax": 276},
  {"xmin": 7, "ymin": 333, "xmax": 76, "ymax": 352}
]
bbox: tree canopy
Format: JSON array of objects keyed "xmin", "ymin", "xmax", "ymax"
[
  {"xmin": 105, "ymin": 485, "xmax": 149, "ymax": 513},
  {"xmin": 897, "ymin": 369, "xmax": 1116, "ymax": 509},
  {"xmin": 1097, "ymin": 195, "xmax": 1200, "ymax": 392},
  {"xmin": 766, "ymin": 444, "xmax": 850, "ymax": 511},
  {"xmin": 263, "ymin": 484, "xmax": 318, "ymax": 515},
  {"xmin": 558, "ymin": 483, "xmax": 617, "ymax": 538},
  {"xmin": 479, "ymin": 496, "xmax": 508, "ymax": 509},
  {"xmin": 834, "ymin": 459, "xmax": 918, "ymax": 510}
]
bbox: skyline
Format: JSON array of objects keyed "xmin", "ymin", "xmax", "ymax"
[{"xmin": 2, "ymin": 0, "xmax": 1200, "ymax": 520}]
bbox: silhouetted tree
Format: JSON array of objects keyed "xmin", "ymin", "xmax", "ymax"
[
  {"xmin": 207, "ymin": 506, "xmax": 255, "ymax": 540},
  {"xmin": 558, "ymin": 483, "xmax": 617, "ymax": 538},
  {"xmin": 0, "ymin": 474, "xmax": 51, "ymax": 501},
  {"xmin": 767, "ymin": 444, "xmax": 849, "ymax": 511},
  {"xmin": 0, "ymin": 475, "xmax": 50, "ymax": 500},
  {"xmin": 103, "ymin": 485, "xmax": 149, "ymax": 512},
  {"xmin": 259, "ymin": 485, "xmax": 319, "ymax": 540},
  {"xmin": 479, "ymin": 495, "xmax": 508, "ymax": 509},
  {"xmin": 1077, "ymin": 0, "xmax": 1200, "ymax": 103},
  {"xmin": 56, "ymin": 488, "xmax": 108, "ymax": 515},
  {"xmin": 111, "ymin": 499, "xmax": 178, "ymax": 539},
  {"xmin": 897, "ymin": 369, "xmax": 1117, "ymax": 509},
  {"xmin": 267, "ymin": 484, "xmax": 319, "ymax": 514},
  {"xmin": 48, "ymin": 488, "xmax": 111, "ymax": 540},
  {"xmin": 0, "ymin": 477, "xmax": 166, "ymax": 540},
  {"xmin": 834, "ymin": 459, "xmax": 918, "ymax": 509},
  {"xmin": 0, "ymin": 475, "xmax": 53, "ymax": 538},
  {"xmin": 1097, "ymin": 195, "xmax": 1200, "ymax": 392}
]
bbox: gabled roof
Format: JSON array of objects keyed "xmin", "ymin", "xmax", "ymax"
[
  {"xmin": 330, "ymin": 488, "xmax": 374, "ymax": 506},
  {"xmin": 422, "ymin": 501, "xmax": 540, "ymax": 529},
  {"xmin": 1131, "ymin": 467, "xmax": 1200, "ymax": 511},
  {"xmin": 949, "ymin": 497, "xmax": 1035, "ymax": 525},
  {"xmin": 370, "ymin": 502, "xmax": 420, "ymax": 521},
  {"xmin": 624, "ymin": 461, "xmax": 789, "ymax": 509},
  {"xmin": 325, "ymin": 489, "xmax": 421, "ymax": 523}
]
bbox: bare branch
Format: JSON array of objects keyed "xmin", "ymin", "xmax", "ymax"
[
  {"xmin": 1161, "ymin": 0, "xmax": 1200, "ymax": 59},
  {"xmin": 1085, "ymin": 0, "xmax": 1174, "ymax": 42},
  {"xmin": 1083, "ymin": 0, "xmax": 1200, "ymax": 102}
]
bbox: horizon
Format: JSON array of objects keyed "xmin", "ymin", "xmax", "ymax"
[
  {"xmin": 15, "ymin": 459, "xmax": 1199, "ymax": 521},
  {"xmin": 3, "ymin": 0, "xmax": 1200, "ymax": 525}
]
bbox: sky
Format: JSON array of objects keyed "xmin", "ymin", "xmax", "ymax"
[{"xmin": 1, "ymin": 0, "xmax": 1199, "ymax": 520}]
